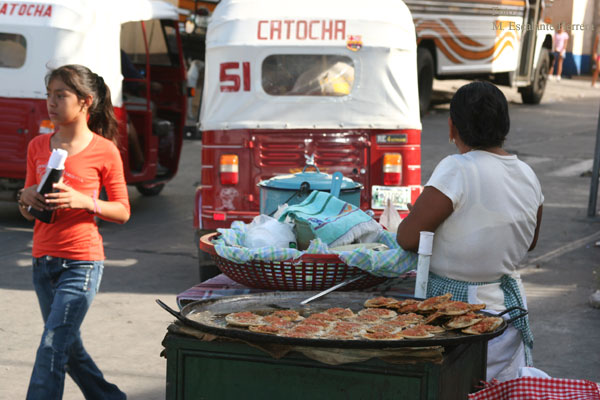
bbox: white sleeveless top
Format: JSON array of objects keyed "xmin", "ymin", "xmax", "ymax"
[{"xmin": 425, "ymin": 150, "xmax": 543, "ymax": 282}]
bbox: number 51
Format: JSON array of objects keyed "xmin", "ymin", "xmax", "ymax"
[{"xmin": 220, "ymin": 62, "xmax": 251, "ymax": 92}]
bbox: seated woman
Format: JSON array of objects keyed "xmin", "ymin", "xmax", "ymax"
[{"xmin": 397, "ymin": 81, "xmax": 543, "ymax": 381}]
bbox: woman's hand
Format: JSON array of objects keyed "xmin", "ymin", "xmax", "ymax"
[
  {"xmin": 44, "ymin": 181, "xmax": 94, "ymax": 212},
  {"xmin": 19, "ymin": 185, "xmax": 45, "ymax": 212}
]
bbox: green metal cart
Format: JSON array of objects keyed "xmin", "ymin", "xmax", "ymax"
[{"xmin": 163, "ymin": 332, "xmax": 486, "ymax": 400}]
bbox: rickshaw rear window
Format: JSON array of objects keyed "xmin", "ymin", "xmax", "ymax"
[
  {"xmin": 262, "ymin": 55, "xmax": 354, "ymax": 96},
  {"xmin": 0, "ymin": 33, "xmax": 26, "ymax": 68}
]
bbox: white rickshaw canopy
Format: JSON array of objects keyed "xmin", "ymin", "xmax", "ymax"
[
  {"xmin": 0, "ymin": 0, "xmax": 180, "ymax": 106},
  {"xmin": 200, "ymin": 0, "xmax": 421, "ymax": 131}
]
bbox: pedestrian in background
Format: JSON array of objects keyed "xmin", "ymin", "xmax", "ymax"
[
  {"xmin": 591, "ymin": 32, "xmax": 600, "ymax": 88},
  {"xmin": 396, "ymin": 81, "xmax": 543, "ymax": 381},
  {"xmin": 18, "ymin": 64, "xmax": 130, "ymax": 400},
  {"xmin": 549, "ymin": 25, "xmax": 569, "ymax": 81}
]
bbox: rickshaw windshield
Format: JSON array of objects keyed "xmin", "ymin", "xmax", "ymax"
[
  {"xmin": 121, "ymin": 20, "xmax": 178, "ymax": 66},
  {"xmin": 262, "ymin": 54, "xmax": 354, "ymax": 96},
  {"xmin": 0, "ymin": 33, "xmax": 26, "ymax": 69}
]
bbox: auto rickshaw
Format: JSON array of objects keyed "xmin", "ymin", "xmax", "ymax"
[
  {"xmin": 194, "ymin": 0, "xmax": 422, "ymax": 279},
  {"xmin": 0, "ymin": 0, "xmax": 187, "ymax": 200}
]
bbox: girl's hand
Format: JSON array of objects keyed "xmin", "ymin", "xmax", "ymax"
[
  {"xmin": 45, "ymin": 181, "xmax": 94, "ymax": 212},
  {"xmin": 20, "ymin": 185, "xmax": 46, "ymax": 212}
]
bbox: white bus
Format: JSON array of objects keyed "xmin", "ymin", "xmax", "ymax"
[{"xmin": 407, "ymin": 0, "xmax": 553, "ymax": 113}]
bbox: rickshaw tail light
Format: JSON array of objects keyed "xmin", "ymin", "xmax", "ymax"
[
  {"xmin": 220, "ymin": 154, "xmax": 239, "ymax": 185},
  {"xmin": 383, "ymin": 153, "xmax": 402, "ymax": 186},
  {"xmin": 39, "ymin": 120, "xmax": 55, "ymax": 134},
  {"xmin": 213, "ymin": 213, "xmax": 226, "ymax": 221}
]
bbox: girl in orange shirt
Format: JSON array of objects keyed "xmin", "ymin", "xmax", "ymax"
[{"xmin": 18, "ymin": 64, "xmax": 130, "ymax": 400}]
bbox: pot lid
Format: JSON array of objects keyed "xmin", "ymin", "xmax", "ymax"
[{"xmin": 258, "ymin": 169, "xmax": 362, "ymax": 191}]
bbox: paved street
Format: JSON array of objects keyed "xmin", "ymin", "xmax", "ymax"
[{"xmin": 1, "ymin": 77, "xmax": 600, "ymax": 399}]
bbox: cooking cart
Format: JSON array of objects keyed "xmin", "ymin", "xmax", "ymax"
[
  {"xmin": 162, "ymin": 332, "xmax": 486, "ymax": 400},
  {"xmin": 160, "ymin": 287, "xmax": 526, "ymax": 400}
]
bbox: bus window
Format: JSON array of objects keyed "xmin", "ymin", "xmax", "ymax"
[
  {"xmin": 262, "ymin": 54, "xmax": 354, "ymax": 96},
  {"xmin": 0, "ymin": 33, "xmax": 26, "ymax": 68}
]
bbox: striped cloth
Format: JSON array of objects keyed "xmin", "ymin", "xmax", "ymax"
[
  {"xmin": 213, "ymin": 221, "xmax": 417, "ymax": 277},
  {"xmin": 333, "ymin": 230, "xmax": 417, "ymax": 277},
  {"xmin": 427, "ymin": 272, "xmax": 534, "ymax": 366},
  {"xmin": 278, "ymin": 191, "xmax": 382, "ymax": 247}
]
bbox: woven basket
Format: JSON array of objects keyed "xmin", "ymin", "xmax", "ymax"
[{"xmin": 199, "ymin": 232, "xmax": 387, "ymax": 291}]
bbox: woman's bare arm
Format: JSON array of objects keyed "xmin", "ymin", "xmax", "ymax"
[
  {"xmin": 528, "ymin": 205, "xmax": 543, "ymax": 251},
  {"xmin": 396, "ymin": 186, "xmax": 454, "ymax": 252},
  {"xmin": 44, "ymin": 181, "xmax": 130, "ymax": 224}
]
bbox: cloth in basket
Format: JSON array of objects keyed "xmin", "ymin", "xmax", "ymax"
[
  {"xmin": 213, "ymin": 220, "xmax": 417, "ymax": 278},
  {"xmin": 278, "ymin": 191, "xmax": 382, "ymax": 247}
]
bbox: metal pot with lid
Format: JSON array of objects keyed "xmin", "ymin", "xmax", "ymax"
[{"xmin": 258, "ymin": 160, "xmax": 363, "ymax": 216}]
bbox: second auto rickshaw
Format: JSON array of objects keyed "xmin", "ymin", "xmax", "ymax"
[{"xmin": 0, "ymin": 0, "xmax": 187, "ymax": 199}]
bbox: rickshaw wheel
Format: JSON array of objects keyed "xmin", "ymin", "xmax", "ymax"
[
  {"xmin": 417, "ymin": 47, "xmax": 434, "ymax": 117},
  {"xmin": 136, "ymin": 183, "xmax": 165, "ymax": 196},
  {"xmin": 195, "ymin": 230, "xmax": 220, "ymax": 282}
]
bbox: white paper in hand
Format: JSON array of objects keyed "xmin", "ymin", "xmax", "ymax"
[
  {"xmin": 47, "ymin": 148, "xmax": 68, "ymax": 169},
  {"xmin": 29, "ymin": 148, "xmax": 68, "ymax": 223},
  {"xmin": 379, "ymin": 199, "xmax": 402, "ymax": 232},
  {"xmin": 36, "ymin": 148, "xmax": 68, "ymax": 194}
]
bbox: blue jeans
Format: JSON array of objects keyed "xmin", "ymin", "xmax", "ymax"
[{"xmin": 27, "ymin": 256, "xmax": 126, "ymax": 400}]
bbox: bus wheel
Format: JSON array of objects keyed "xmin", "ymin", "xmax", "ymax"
[
  {"xmin": 417, "ymin": 47, "xmax": 434, "ymax": 117},
  {"xmin": 136, "ymin": 183, "xmax": 165, "ymax": 196},
  {"xmin": 521, "ymin": 48, "xmax": 549, "ymax": 104}
]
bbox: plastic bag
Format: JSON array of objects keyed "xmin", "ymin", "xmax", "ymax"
[
  {"xmin": 242, "ymin": 215, "xmax": 297, "ymax": 249},
  {"xmin": 379, "ymin": 199, "xmax": 402, "ymax": 233}
]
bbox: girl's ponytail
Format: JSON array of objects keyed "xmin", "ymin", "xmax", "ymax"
[{"xmin": 88, "ymin": 74, "xmax": 119, "ymax": 146}]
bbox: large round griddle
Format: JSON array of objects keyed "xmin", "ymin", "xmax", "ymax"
[{"xmin": 157, "ymin": 291, "xmax": 526, "ymax": 349}]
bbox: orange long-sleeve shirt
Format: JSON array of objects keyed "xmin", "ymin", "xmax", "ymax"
[{"xmin": 25, "ymin": 133, "xmax": 130, "ymax": 260}]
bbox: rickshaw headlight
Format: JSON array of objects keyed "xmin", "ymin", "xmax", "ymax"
[
  {"xmin": 220, "ymin": 154, "xmax": 239, "ymax": 185},
  {"xmin": 383, "ymin": 153, "xmax": 402, "ymax": 186}
]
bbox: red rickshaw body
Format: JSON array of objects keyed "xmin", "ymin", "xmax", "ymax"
[
  {"xmin": 198, "ymin": 128, "xmax": 422, "ymax": 230},
  {"xmin": 194, "ymin": 0, "xmax": 422, "ymax": 232},
  {"xmin": 0, "ymin": 0, "xmax": 186, "ymax": 199}
]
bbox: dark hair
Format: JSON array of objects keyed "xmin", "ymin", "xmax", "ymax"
[
  {"xmin": 45, "ymin": 64, "xmax": 119, "ymax": 146},
  {"xmin": 449, "ymin": 81, "xmax": 510, "ymax": 149}
]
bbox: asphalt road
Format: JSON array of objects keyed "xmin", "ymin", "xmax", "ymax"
[{"xmin": 1, "ymin": 78, "xmax": 599, "ymax": 399}]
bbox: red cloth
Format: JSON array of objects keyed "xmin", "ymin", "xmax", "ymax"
[{"xmin": 468, "ymin": 377, "xmax": 600, "ymax": 400}]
